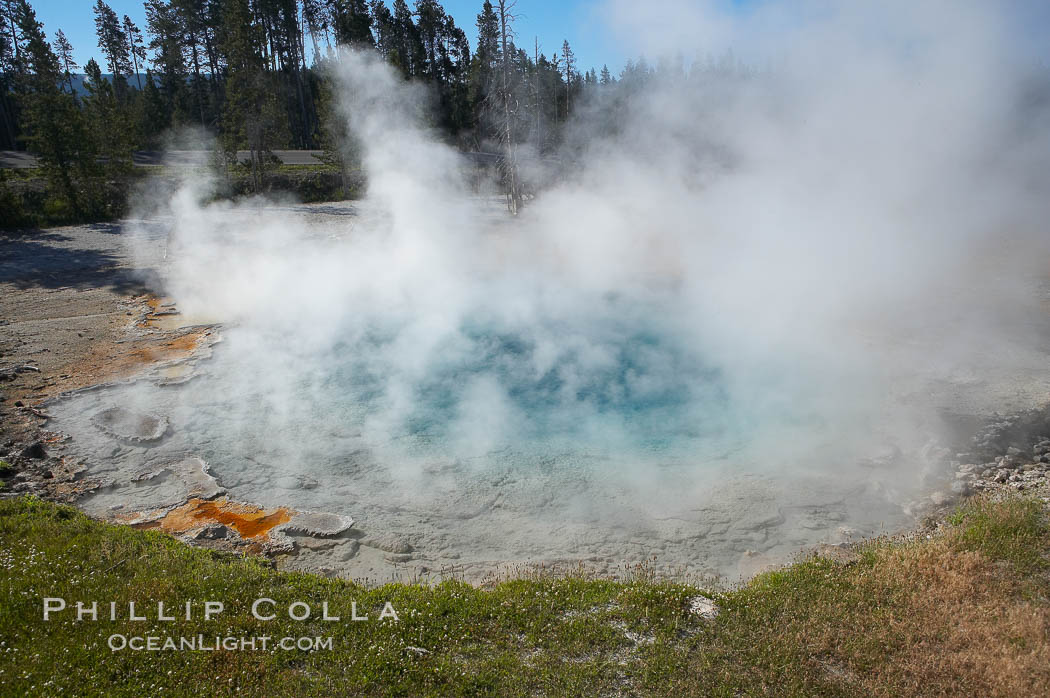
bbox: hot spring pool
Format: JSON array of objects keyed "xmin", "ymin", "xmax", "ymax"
[
  {"xmin": 49, "ymin": 197, "xmax": 1047, "ymax": 582},
  {"xmin": 46, "ymin": 285, "xmax": 924, "ymax": 582}
]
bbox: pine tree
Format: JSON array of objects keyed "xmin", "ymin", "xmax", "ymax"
[
  {"xmin": 469, "ymin": 0, "xmax": 499, "ymax": 130},
  {"xmin": 221, "ymin": 0, "xmax": 282, "ymax": 191},
  {"xmin": 92, "ymin": 0, "xmax": 131, "ymax": 92},
  {"xmin": 315, "ymin": 69, "xmax": 354, "ymax": 197},
  {"xmin": 560, "ymin": 39, "xmax": 574, "ymax": 118},
  {"xmin": 171, "ymin": 0, "xmax": 212, "ymax": 127},
  {"xmin": 144, "ymin": 0, "xmax": 188, "ymax": 128},
  {"xmin": 253, "ymin": 0, "xmax": 314, "ymax": 148},
  {"xmin": 535, "ymin": 50, "xmax": 562, "ymax": 139},
  {"xmin": 332, "ymin": 0, "xmax": 373, "ymax": 48},
  {"xmin": 390, "ymin": 0, "xmax": 421, "ymax": 77},
  {"xmin": 599, "ymin": 63, "xmax": 612, "ymax": 85},
  {"xmin": 303, "ymin": 0, "xmax": 330, "ymax": 63},
  {"xmin": 122, "ymin": 15, "xmax": 145, "ymax": 89},
  {"xmin": 14, "ymin": 0, "xmax": 96, "ymax": 216},
  {"xmin": 139, "ymin": 69, "xmax": 166, "ymax": 148},
  {"xmin": 82, "ymin": 57, "xmax": 133, "ymax": 175},
  {"xmin": 476, "ymin": 1, "xmax": 498, "ymax": 68},
  {"xmin": 52, "ymin": 28, "xmax": 76, "ymax": 97},
  {"xmin": 0, "ymin": 1, "xmax": 18, "ymax": 148},
  {"xmin": 369, "ymin": 0, "xmax": 395, "ymax": 58},
  {"xmin": 175, "ymin": 0, "xmax": 224, "ymax": 125},
  {"xmin": 495, "ymin": 0, "xmax": 522, "ymax": 213},
  {"xmin": 414, "ymin": 0, "xmax": 446, "ymax": 81},
  {"xmin": 440, "ymin": 13, "xmax": 470, "ymax": 133}
]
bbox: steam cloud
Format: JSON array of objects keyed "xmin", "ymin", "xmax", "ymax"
[{"xmin": 123, "ymin": 0, "xmax": 1050, "ymax": 568}]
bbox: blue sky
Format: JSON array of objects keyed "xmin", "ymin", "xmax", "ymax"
[
  {"xmin": 28, "ymin": 0, "xmax": 1050, "ymax": 79},
  {"xmin": 30, "ymin": 0, "xmax": 629, "ymax": 76}
]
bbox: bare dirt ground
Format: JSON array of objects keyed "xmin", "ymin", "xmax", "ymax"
[
  {"xmin": 0, "ymin": 224, "xmax": 209, "ymax": 467},
  {"xmin": 0, "ymin": 216, "xmax": 366, "ymax": 576}
]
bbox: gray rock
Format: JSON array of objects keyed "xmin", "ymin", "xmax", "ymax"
[
  {"xmin": 281, "ymin": 511, "xmax": 354, "ymax": 537},
  {"xmin": 131, "ymin": 467, "xmax": 167, "ymax": 482},
  {"xmin": 91, "ymin": 407, "xmax": 169, "ymax": 443},
  {"xmin": 298, "ymin": 537, "xmax": 337, "ymax": 551},
  {"xmin": 193, "ymin": 523, "xmax": 230, "ymax": 540},
  {"xmin": 170, "ymin": 457, "xmax": 224, "ymax": 499},
  {"xmin": 688, "ymin": 596, "xmax": 720, "ymax": 620},
  {"xmin": 336, "ymin": 541, "xmax": 361, "ymax": 561},
  {"xmin": 929, "ymin": 491, "xmax": 951, "ymax": 506},
  {"xmin": 362, "ymin": 533, "xmax": 413, "ymax": 554},
  {"xmin": 814, "ymin": 543, "xmax": 860, "ymax": 565},
  {"xmin": 20, "ymin": 442, "xmax": 46, "ymax": 460}
]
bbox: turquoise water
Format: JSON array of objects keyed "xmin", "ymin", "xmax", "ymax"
[
  {"xmin": 345, "ymin": 327, "xmax": 726, "ymax": 447},
  {"xmin": 255, "ymin": 285, "xmax": 770, "ymax": 470}
]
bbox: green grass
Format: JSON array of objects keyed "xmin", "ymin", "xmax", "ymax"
[
  {"xmin": 1, "ymin": 163, "xmax": 356, "ymax": 230},
  {"xmin": 268, "ymin": 163, "xmax": 346, "ymax": 175},
  {"xmin": 0, "ymin": 167, "xmax": 46, "ymax": 181},
  {"xmin": 949, "ymin": 495, "xmax": 1048, "ymax": 573},
  {"xmin": 0, "ymin": 494, "xmax": 1047, "ymax": 696}
]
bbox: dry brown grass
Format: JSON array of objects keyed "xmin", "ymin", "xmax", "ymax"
[
  {"xmin": 859, "ymin": 541, "xmax": 1050, "ymax": 696},
  {"xmin": 674, "ymin": 494, "xmax": 1050, "ymax": 697}
]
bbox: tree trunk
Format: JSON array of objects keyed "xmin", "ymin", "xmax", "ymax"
[
  {"xmin": 497, "ymin": 0, "xmax": 522, "ymax": 215},
  {"xmin": 291, "ymin": 17, "xmax": 311, "ymax": 148},
  {"xmin": 189, "ymin": 37, "xmax": 206, "ymax": 126},
  {"xmin": 533, "ymin": 37, "xmax": 540, "ymax": 147},
  {"xmin": 130, "ymin": 51, "xmax": 142, "ymax": 90},
  {"xmin": 0, "ymin": 94, "xmax": 16, "ymax": 150}
]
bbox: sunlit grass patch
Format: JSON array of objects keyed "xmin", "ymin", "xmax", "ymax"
[
  {"xmin": 0, "ymin": 494, "xmax": 1048, "ymax": 696},
  {"xmin": 947, "ymin": 494, "xmax": 1048, "ymax": 573}
]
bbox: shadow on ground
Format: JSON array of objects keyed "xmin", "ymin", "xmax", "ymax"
[
  {"xmin": 80, "ymin": 222, "xmax": 124, "ymax": 235},
  {"xmin": 301, "ymin": 204, "xmax": 359, "ymax": 217},
  {"xmin": 0, "ymin": 229, "xmax": 152, "ymax": 294}
]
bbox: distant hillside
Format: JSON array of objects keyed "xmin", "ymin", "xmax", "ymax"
[{"xmin": 67, "ymin": 72, "xmax": 165, "ymax": 96}]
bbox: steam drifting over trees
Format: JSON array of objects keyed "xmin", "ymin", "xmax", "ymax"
[{"xmin": 0, "ymin": 0, "xmax": 811, "ymax": 219}]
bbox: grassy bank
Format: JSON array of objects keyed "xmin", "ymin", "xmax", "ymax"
[
  {"xmin": 0, "ymin": 164, "xmax": 361, "ymax": 230},
  {"xmin": 0, "ymin": 495, "xmax": 1047, "ymax": 696}
]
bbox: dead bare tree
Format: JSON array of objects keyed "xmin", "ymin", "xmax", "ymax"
[
  {"xmin": 496, "ymin": 0, "xmax": 523, "ymax": 215},
  {"xmin": 533, "ymin": 36, "xmax": 540, "ymax": 146}
]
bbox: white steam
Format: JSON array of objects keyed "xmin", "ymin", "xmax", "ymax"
[{"xmin": 123, "ymin": 0, "xmax": 1050, "ymax": 574}]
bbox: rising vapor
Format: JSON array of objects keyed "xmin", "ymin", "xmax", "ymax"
[{"xmin": 99, "ymin": 0, "xmax": 1050, "ymax": 578}]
